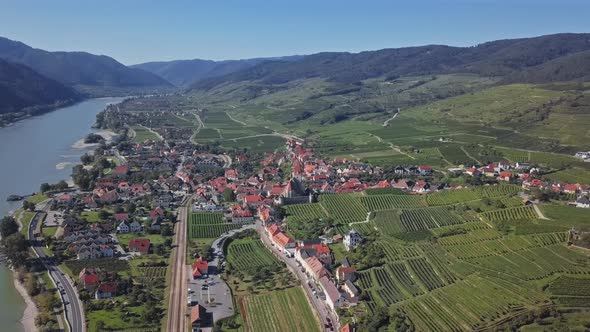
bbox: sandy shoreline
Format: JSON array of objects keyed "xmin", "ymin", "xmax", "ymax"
[
  {"xmin": 72, "ymin": 128, "xmax": 118, "ymax": 149},
  {"xmin": 12, "ymin": 271, "xmax": 38, "ymax": 332}
]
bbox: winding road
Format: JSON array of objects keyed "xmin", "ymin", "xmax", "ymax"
[{"xmin": 29, "ymin": 203, "xmax": 85, "ymax": 332}]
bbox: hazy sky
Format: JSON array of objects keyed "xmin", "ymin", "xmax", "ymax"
[{"xmin": 1, "ymin": 0, "xmax": 589, "ymax": 65}]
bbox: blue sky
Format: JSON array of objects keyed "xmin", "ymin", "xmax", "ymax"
[{"xmin": 0, "ymin": 0, "xmax": 589, "ymax": 65}]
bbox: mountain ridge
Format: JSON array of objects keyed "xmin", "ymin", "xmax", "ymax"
[
  {"xmin": 189, "ymin": 33, "xmax": 590, "ymax": 91},
  {"xmin": 0, "ymin": 36, "xmax": 173, "ymax": 93},
  {"xmin": 0, "ymin": 58, "xmax": 81, "ymax": 119},
  {"xmin": 132, "ymin": 55, "xmax": 304, "ymax": 87}
]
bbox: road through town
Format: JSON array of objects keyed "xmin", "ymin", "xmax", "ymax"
[
  {"xmin": 30, "ymin": 203, "xmax": 85, "ymax": 332},
  {"xmin": 255, "ymin": 222, "xmax": 339, "ymax": 332},
  {"xmin": 166, "ymin": 199, "xmax": 189, "ymax": 332}
]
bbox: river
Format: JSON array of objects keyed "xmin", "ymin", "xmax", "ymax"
[{"xmin": 0, "ymin": 97, "xmax": 124, "ymax": 332}]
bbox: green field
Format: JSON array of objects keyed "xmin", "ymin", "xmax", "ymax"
[
  {"xmin": 188, "ymin": 212, "xmax": 241, "ymax": 239},
  {"xmin": 132, "ymin": 125, "xmax": 162, "ymax": 142},
  {"xmin": 241, "ymin": 287, "xmax": 320, "ymax": 332},
  {"xmin": 227, "ymin": 238, "xmax": 281, "ymax": 275}
]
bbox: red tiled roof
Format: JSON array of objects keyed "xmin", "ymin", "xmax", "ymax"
[
  {"xmin": 273, "ymin": 232, "xmax": 294, "ymax": 249},
  {"xmin": 305, "ymin": 256, "xmax": 328, "ymax": 279},
  {"xmin": 114, "ymin": 213, "xmax": 129, "ymax": 221},
  {"xmin": 113, "ymin": 165, "xmax": 129, "ymax": 175},
  {"xmin": 244, "ymin": 195, "xmax": 263, "ymax": 203},
  {"xmin": 128, "ymin": 238, "xmax": 150, "ymax": 253},
  {"xmin": 191, "ymin": 304, "xmax": 203, "ymax": 324},
  {"xmin": 340, "ymin": 323, "xmax": 353, "ymax": 332},
  {"xmin": 192, "ymin": 257, "xmax": 208, "ymax": 273},
  {"xmin": 79, "ymin": 268, "xmax": 100, "ymax": 286},
  {"xmin": 266, "ymin": 224, "xmax": 281, "ymax": 236},
  {"xmin": 97, "ymin": 282, "xmax": 117, "ymax": 294}
]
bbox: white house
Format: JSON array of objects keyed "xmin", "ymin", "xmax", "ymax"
[
  {"xmin": 344, "ymin": 230, "xmax": 362, "ymax": 251},
  {"xmin": 575, "ymin": 195, "xmax": 590, "ymax": 208}
]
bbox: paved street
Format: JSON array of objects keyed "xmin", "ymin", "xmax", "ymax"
[
  {"xmin": 185, "ymin": 224, "xmax": 256, "ymax": 329},
  {"xmin": 30, "ymin": 202, "xmax": 85, "ymax": 332},
  {"xmin": 255, "ymin": 222, "xmax": 339, "ymax": 332}
]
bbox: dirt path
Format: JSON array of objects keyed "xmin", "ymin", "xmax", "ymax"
[
  {"xmin": 220, "ymin": 132, "xmax": 303, "ymax": 142},
  {"xmin": 460, "ymin": 146, "xmax": 481, "ymax": 165},
  {"xmin": 138, "ymin": 124, "xmax": 164, "ymax": 141},
  {"xmin": 533, "ymin": 204, "xmax": 549, "ymax": 220},
  {"xmin": 190, "ymin": 114, "xmax": 204, "ymax": 144},
  {"xmin": 383, "ymin": 109, "xmax": 400, "ymax": 127},
  {"xmin": 225, "ymin": 112, "xmax": 248, "ymax": 126},
  {"xmin": 369, "ymin": 133, "xmax": 416, "ymax": 160}
]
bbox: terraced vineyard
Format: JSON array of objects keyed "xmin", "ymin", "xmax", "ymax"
[
  {"xmin": 319, "ymin": 193, "xmax": 368, "ymax": 223},
  {"xmin": 372, "ymin": 210, "xmax": 403, "ymax": 235},
  {"xmin": 547, "ymin": 276, "xmax": 590, "ymax": 301},
  {"xmin": 361, "ymin": 194, "xmax": 426, "ymax": 210},
  {"xmin": 400, "ymin": 207, "xmax": 465, "ymax": 231},
  {"xmin": 427, "ymin": 184, "xmax": 521, "ymax": 206},
  {"xmin": 242, "ymin": 287, "xmax": 320, "ymax": 332},
  {"xmin": 407, "ymin": 257, "xmax": 447, "ymax": 291},
  {"xmin": 426, "ymin": 189, "xmax": 480, "ymax": 205},
  {"xmin": 393, "ymin": 275, "xmax": 549, "ymax": 331},
  {"xmin": 480, "ymin": 205, "xmax": 538, "ymax": 222},
  {"xmin": 227, "ymin": 238, "xmax": 281, "ymax": 274},
  {"xmin": 285, "ymin": 203, "xmax": 328, "ymax": 223}
]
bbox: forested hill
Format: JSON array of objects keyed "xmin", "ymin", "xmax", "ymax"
[
  {"xmin": 132, "ymin": 55, "xmax": 304, "ymax": 87},
  {"xmin": 0, "ymin": 37, "xmax": 173, "ymax": 93},
  {"xmin": 190, "ymin": 33, "xmax": 590, "ymax": 90},
  {"xmin": 0, "ymin": 58, "xmax": 80, "ymax": 115}
]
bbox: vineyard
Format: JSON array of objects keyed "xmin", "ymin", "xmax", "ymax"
[
  {"xmin": 365, "ymin": 187, "xmax": 406, "ymax": 195},
  {"xmin": 393, "ymin": 275, "xmax": 549, "ymax": 331},
  {"xmin": 285, "ymin": 203, "xmax": 328, "ymax": 223},
  {"xmin": 479, "ymin": 205, "xmax": 538, "ymax": 222},
  {"xmin": 188, "ymin": 212, "xmax": 240, "ymax": 238},
  {"xmin": 242, "ymin": 287, "xmax": 320, "ymax": 332},
  {"xmin": 319, "ymin": 193, "xmax": 368, "ymax": 223},
  {"xmin": 189, "ymin": 212, "xmax": 224, "ymax": 225},
  {"xmin": 136, "ymin": 266, "xmax": 167, "ymax": 281},
  {"xmin": 547, "ymin": 276, "xmax": 590, "ymax": 297},
  {"xmin": 361, "ymin": 194, "xmax": 426, "ymax": 210},
  {"xmin": 426, "ymin": 184, "xmax": 520, "ymax": 206},
  {"xmin": 399, "ymin": 207, "xmax": 465, "ymax": 231},
  {"xmin": 426, "ymin": 189, "xmax": 480, "ymax": 205},
  {"xmin": 497, "ymin": 147, "xmax": 530, "ymax": 162},
  {"xmin": 227, "ymin": 238, "xmax": 281, "ymax": 274},
  {"xmin": 189, "ymin": 223, "xmax": 241, "ymax": 238}
]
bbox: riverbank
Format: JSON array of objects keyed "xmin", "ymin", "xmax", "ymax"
[
  {"xmin": 0, "ymin": 97, "xmax": 126, "ymax": 331},
  {"xmin": 0, "ymin": 99, "xmax": 80, "ymax": 128},
  {"xmin": 13, "ymin": 271, "xmax": 38, "ymax": 332},
  {"xmin": 72, "ymin": 128, "xmax": 119, "ymax": 149}
]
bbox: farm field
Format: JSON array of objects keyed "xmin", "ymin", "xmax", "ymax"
[
  {"xmin": 285, "ymin": 203, "xmax": 328, "ymax": 223},
  {"xmin": 227, "ymin": 238, "xmax": 281, "ymax": 274},
  {"xmin": 188, "ymin": 212, "xmax": 241, "ymax": 239},
  {"xmin": 131, "ymin": 125, "xmax": 162, "ymax": 142},
  {"xmin": 319, "ymin": 193, "xmax": 368, "ymax": 223},
  {"xmin": 241, "ymin": 287, "xmax": 320, "ymax": 332}
]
